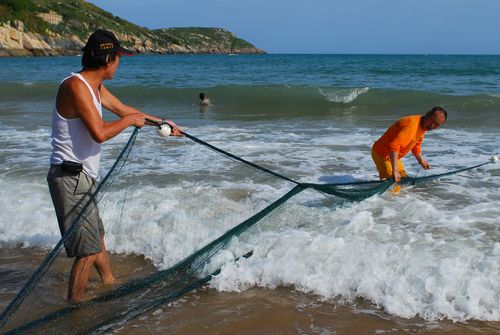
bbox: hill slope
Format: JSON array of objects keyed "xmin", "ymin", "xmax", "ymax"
[{"xmin": 0, "ymin": 0, "xmax": 265, "ymax": 56}]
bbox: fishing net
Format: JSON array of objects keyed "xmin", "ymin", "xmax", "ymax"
[{"xmin": 0, "ymin": 127, "xmax": 493, "ymax": 334}]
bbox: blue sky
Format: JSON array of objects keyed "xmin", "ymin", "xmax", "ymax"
[{"xmin": 89, "ymin": 0, "xmax": 500, "ymax": 54}]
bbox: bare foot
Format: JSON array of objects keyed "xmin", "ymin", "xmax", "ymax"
[
  {"xmin": 68, "ymin": 296, "xmax": 84, "ymax": 305},
  {"xmin": 102, "ymin": 276, "xmax": 122, "ymax": 286},
  {"xmin": 389, "ymin": 184, "xmax": 401, "ymax": 194}
]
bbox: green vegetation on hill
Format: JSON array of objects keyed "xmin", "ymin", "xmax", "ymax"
[
  {"xmin": 0, "ymin": 0, "xmax": 264, "ymax": 54},
  {"xmin": 155, "ymin": 27, "xmax": 257, "ymax": 51},
  {"xmin": 1, "ymin": 0, "xmax": 159, "ymax": 45},
  {"xmin": 0, "ymin": 0, "xmax": 49, "ymax": 33}
]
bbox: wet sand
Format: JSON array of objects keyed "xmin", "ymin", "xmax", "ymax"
[{"xmin": 1, "ymin": 246, "xmax": 498, "ymax": 334}]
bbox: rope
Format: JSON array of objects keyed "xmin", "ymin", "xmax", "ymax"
[
  {"xmin": 182, "ymin": 130, "xmax": 495, "ymax": 190},
  {"xmin": 182, "ymin": 131, "xmax": 300, "ymax": 185},
  {"xmin": 401, "ymin": 160, "xmax": 493, "ymax": 185},
  {"xmin": 147, "ymin": 119, "xmax": 387, "ymax": 187},
  {"xmin": 182, "ymin": 130, "xmax": 394, "ymax": 188}
]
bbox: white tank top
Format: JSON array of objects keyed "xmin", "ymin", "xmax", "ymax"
[{"xmin": 50, "ymin": 73, "xmax": 102, "ymax": 179}]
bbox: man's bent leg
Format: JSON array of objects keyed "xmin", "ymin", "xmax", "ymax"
[
  {"xmin": 68, "ymin": 254, "xmax": 97, "ymax": 304},
  {"xmin": 94, "ymin": 237, "xmax": 116, "ymax": 285},
  {"xmin": 372, "ymin": 149, "xmax": 392, "ymax": 179},
  {"xmin": 389, "ymin": 159, "xmax": 406, "ymax": 193},
  {"xmin": 372, "ymin": 149, "xmax": 407, "ymax": 193},
  {"xmin": 371, "ymin": 149, "xmax": 407, "ymax": 180}
]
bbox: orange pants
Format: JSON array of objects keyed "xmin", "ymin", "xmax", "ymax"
[{"xmin": 371, "ymin": 148, "xmax": 407, "ymax": 180}]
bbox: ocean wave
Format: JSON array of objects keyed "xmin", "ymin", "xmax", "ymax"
[
  {"xmin": 210, "ymin": 197, "xmax": 500, "ymax": 322},
  {"xmin": 2, "ymin": 82, "xmax": 500, "ymax": 127},
  {"xmin": 318, "ymin": 87, "xmax": 370, "ymax": 103}
]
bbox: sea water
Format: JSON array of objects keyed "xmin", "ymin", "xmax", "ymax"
[{"xmin": 0, "ymin": 54, "xmax": 499, "ymax": 331}]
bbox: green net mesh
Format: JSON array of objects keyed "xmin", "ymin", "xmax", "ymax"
[{"xmin": 0, "ymin": 128, "xmax": 492, "ymax": 334}]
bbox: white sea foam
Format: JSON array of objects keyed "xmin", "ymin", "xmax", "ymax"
[
  {"xmin": 0, "ymin": 178, "xmax": 59, "ymax": 247},
  {"xmin": 211, "ymin": 192, "xmax": 500, "ymax": 321},
  {"xmin": 197, "ymin": 123, "xmax": 499, "ymax": 322},
  {"xmin": 318, "ymin": 87, "xmax": 370, "ymax": 103},
  {"xmin": 0, "ymin": 119, "xmax": 498, "ymax": 322}
]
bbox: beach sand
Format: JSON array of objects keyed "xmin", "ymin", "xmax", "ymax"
[{"xmin": 1, "ymin": 246, "xmax": 498, "ymax": 334}]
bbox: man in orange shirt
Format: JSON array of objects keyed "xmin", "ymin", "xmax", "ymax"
[{"xmin": 372, "ymin": 107, "xmax": 447, "ymax": 183}]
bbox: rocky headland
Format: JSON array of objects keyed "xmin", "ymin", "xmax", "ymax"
[{"xmin": 0, "ymin": 0, "xmax": 265, "ymax": 57}]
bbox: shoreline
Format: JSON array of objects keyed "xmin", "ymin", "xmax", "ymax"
[
  {"xmin": 1, "ymin": 245, "xmax": 499, "ymax": 334},
  {"xmin": 0, "ymin": 50, "xmax": 265, "ymax": 58}
]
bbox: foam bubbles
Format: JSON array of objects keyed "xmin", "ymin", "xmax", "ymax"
[
  {"xmin": 211, "ymin": 197, "xmax": 500, "ymax": 321},
  {"xmin": 318, "ymin": 87, "xmax": 370, "ymax": 103},
  {"xmin": 0, "ymin": 116, "xmax": 498, "ymax": 323}
]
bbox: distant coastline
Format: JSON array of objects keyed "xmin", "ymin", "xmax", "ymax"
[{"xmin": 0, "ymin": 0, "xmax": 265, "ymax": 57}]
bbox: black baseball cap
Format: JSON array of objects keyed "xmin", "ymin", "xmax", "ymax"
[{"xmin": 83, "ymin": 29, "xmax": 135, "ymax": 56}]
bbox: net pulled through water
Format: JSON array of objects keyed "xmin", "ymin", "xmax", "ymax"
[{"xmin": 0, "ymin": 128, "xmax": 493, "ymax": 334}]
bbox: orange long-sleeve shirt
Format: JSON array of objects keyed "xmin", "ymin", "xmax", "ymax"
[{"xmin": 372, "ymin": 115, "xmax": 426, "ymax": 159}]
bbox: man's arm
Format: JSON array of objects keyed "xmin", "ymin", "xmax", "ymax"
[
  {"xmin": 387, "ymin": 123, "xmax": 413, "ymax": 183},
  {"xmin": 414, "ymin": 153, "xmax": 430, "ymax": 170},
  {"xmin": 412, "ymin": 137, "xmax": 430, "ymax": 169},
  {"xmin": 62, "ymin": 80, "xmax": 145, "ymax": 143},
  {"xmin": 389, "ymin": 151, "xmax": 402, "ymax": 182}
]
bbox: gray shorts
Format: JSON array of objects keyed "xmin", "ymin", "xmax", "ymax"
[{"xmin": 47, "ymin": 164, "xmax": 104, "ymax": 258}]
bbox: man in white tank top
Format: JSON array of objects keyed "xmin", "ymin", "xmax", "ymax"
[{"xmin": 47, "ymin": 29, "xmax": 183, "ymax": 304}]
